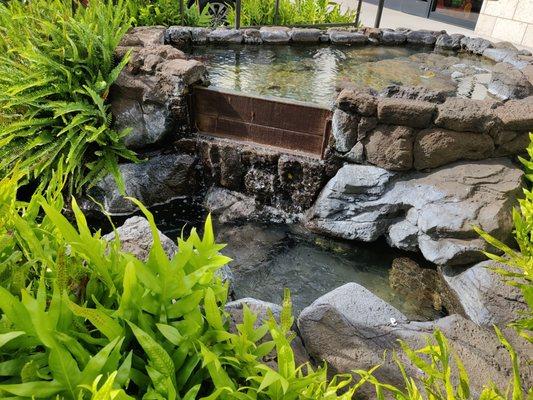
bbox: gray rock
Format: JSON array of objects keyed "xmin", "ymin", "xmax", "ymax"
[
  {"xmin": 414, "ymin": 128, "xmax": 494, "ymax": 170},
  {"xmin": 495, "ymin": 96, "xmax": 533, "ymax": 130},
  {"xmin": 435, "ymin": 33, "xmax": 464, "ymax": 50},
  {"xmin": 299, "ymin": 288, "xmax": 532, "ymax": 396},
  {"xmin": 380, "ymin": 84, "xmax": 452, "ymax": 103},
  {"xmin": 260, "ymin": 26, "xmax": 290, "ymax": 43},
  {"xmin": 345, "ymin": 142, "xmax": 365, "ymax": 163},
  {"xmin": 363, "ymin": 125, "xmax": 414, "ymax": 171},
  {"xmin": 111, "ymin": 54, "xmax": 206, "ymax": 149},
  {"xmin": 483, "ymin": 48, "xmax": 529, "ymax": 69},
  {"xmin": 377, "ymin": 98, "xmax": 436, "ymax": 128},
  {"xmin": 208, "ymin": 28, "xmax": 243, "ymax": 43},
  {"xmin": 406, "ymin": 30, "xmax": 437, "ymax": 46},
  {"xmin": 493, "ymin": 131, "xmax": 529, "ymax": 156},
  {"xmin": 243, "ymin": 28, "xmax": 262, "ymax": 44},
  {"xmin": 331, "ymin": 109, "xmax": 358, "ymax": 152},
  {"xmin": 435, "ymin": 98, "xmax": 498, "ymax": 133},
  {"xmin": 488, "ymin": 62, "xmax": 532, "ymax": 100},
  {"xmin": 93, "ymin": 154, "xmax": 198, "ymax": 215},
  {"xmin": 442, "ymin": 261, "xmax": 528, "ymax": 326},
  {"xmin": 328, "ymin": 30, "xmax": 368, "ymax": 44},
  {"xmin": 290, "ymin": 28, "xmax": 321, "ymax": 42},
  {"xmin": 461, "ymin": 36, "xmax": 493, "ymax": 55},
  {"xmin": 165, "ymin": 26, "xmax": 191, "ymax": 47},
  {"xmin": 189, "ymin": 27, "xmax": 211, "ymax": 44},
  {"xmin": 124, "ymin": 26, "xmax": 165, "ymax": 47},
  {"xmin": 103, "ymin": 216, "xmax": 178, "ymax": 261},
  {"xmin": 380, "ymin": 30, "xmax": 406, "ymax": 45},
  {"xmin": 305, "ymin": 159, "xmax": 523, "ymax": 266}
]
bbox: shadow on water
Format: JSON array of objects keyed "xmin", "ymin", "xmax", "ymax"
[{"xmin": 90, "ymin": 197, "xmax": 445, "ymax": 321}]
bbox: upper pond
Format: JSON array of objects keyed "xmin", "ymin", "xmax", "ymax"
[{"xmin": 191, "ymin": 44, "xmax": 495, "ymax": 106}]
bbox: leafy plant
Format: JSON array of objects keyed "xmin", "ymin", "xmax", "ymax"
[
  {"xmin": 128, "ymin": 0, "xmax": 213, "ymax": 27},
  {"xmin": 476, "ymin": 133, "xmax": 533, "ymax": 342},
  {"xmin": 0, "ymin": 0, "xmax": 137, "ymax": 195},
  {"xmin": 227, "ymin": 0, "xmax": 357, "ymax": 27}
]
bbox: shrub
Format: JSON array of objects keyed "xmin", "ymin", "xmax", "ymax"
[
  {"xmin": 0, "ymin": 0, "xmax": 137, "ymax": 195},
  {"xmin": 227, "ymin": 0, "xmax": 357, "ymax": 27},
  {"xmin": 128, "ymin": 0, "xmax": 213, "ymax": 27}
]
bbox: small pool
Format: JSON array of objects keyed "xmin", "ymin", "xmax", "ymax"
[
  {"xmin": 190, "ymin": 44, "xmax": 495, "ymax": 106},
  {"xmin": 98, "ymin": 199, "xmax": 444, "ymax": 321}
]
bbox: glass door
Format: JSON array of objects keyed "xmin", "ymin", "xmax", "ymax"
[{"xmin": 428, "ymin": 0, "xmax": 482, "ymax": 28}]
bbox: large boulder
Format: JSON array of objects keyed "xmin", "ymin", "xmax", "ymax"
[
  {"xmin": 92, "ymin": 154, "xmax": 198, "ymax": 215},
  {"xmin": 441, "ymin": 261, "xmax": 528, "ymax": 326},
  {"xmin": 434, "ymin": 98, "xmax": 499, "ymax": 133},
  {"xmin": 377, "ymin": 98, "xmax": 436, "ymax": 128},
  {"xmin": 305, "ymin": 159, "xmax": 523, "ymax": 266},
  {"xmin": 298, "ymin": 283, "xmax": 533, "ymax": 398},
  {"xmin": 103, "ymin": 216, "xmax": 178, "ymax": 261},
  {"xmin": 110, "ymin": 38, "xmax": 207, "ymax": 150},
  {"xmin": 495, "ymin": 96, "xmax": 533, "ymax": 131},
  {"xmin": 413, "ymin": 128, "xmax": 494, "ymax": 170}
]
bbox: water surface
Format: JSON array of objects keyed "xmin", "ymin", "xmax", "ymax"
[{"xmin": 191, "ymin": 44, "xmax": 495, "ymax": 105}]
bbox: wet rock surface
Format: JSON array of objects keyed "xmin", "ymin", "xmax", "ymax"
[
  {"xmin": 305, "ymin": 159, "xmax": 523, "ymax": 266},
  {"xmin": 92, "ymin": 154, "xmax": 198, "ymax": 215}
]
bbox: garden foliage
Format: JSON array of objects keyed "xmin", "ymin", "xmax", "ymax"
[
  {"xmin": 226, "ymin": 0, "xmax": 357, "ymax": 27},
  {"xmin": 0, "ymin": 0, "xmax": 137, "ymax": 195},
  {"xmin": 128, "ymin": 0, "xmax": 213, "ymax": 28}
]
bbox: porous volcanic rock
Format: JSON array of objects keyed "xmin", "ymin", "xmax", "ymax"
[
  {"xmin": 331, "ymin": 109, "xmax": 359, "ymax": 152},
  {"xmin": 290, "ymin": 28, "xmax": 321, "ymax": 42},
  {"xmin": 328, "ymin": 30, "xmax": 368, "ymax": 44},
  {"xmin": 406, "ymin": 30, "xmax": 437, "ymax": 45},
  {"xmin": 435, "ymin": 33, "xmax": 464, "ymax": 50},
  {"xmin": 494, "ymin": 96, "xmax": 533, "ymax": 130},
  {"xmin": 377, "ymin": 98, "xmax": 436, "ymax": 128},
  {"xmin": 380, "ymin": 30, "xmax": 406, "ymax": 45},
  {"xmin": 488, "ymin": 62, "xmax": 532, "ymax": 100},
  {"xmin": 305, "ymin": 159, "xmax": 523, "ymax": 266},
  {"xmin": 461, "ymin": 36, "xmax": 493, "ymax": 54},
  {"xmin": 260, "ymin": 26, "xmax": 291, "ymax": 43},
  {"xmin": 208, "ymin": 28, "xmax": 243, "ymax": 43},
  {"xmin": 413, "ymin": 128, "xmax": 494, "ymax": 169},
  {"xmin": 434, "ymin": 98, "xmax": 499, "ymax": 133},
  {"xmin": 363, "ymin": 125, "xmax": 414, "ymax": 170},
  {"xmin": 336, "ymin": 88, "xmax": 377, "ymax": 116}
]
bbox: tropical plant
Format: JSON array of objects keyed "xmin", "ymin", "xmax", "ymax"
[
  {"xmin": 227, "ymin": 0, "xmax": 357, "ymax": 27},
  {"xmin": 0, "ymin": 0, "xmax": 137, "ymax": 195},
  {"xmin": 476, "ymin": 133, "xmax": 533, "ymax": 342},
  {"xmin": 128, "ymin": 0, "xmax": 213, "ymax": 27}
]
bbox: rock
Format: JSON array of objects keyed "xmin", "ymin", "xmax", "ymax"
[
  {"xmin": 435, "ymin": 98, "xmax": 498, "ymax": 133},
  {"xmin": 260, "ymin": 26, "xmax": 290, "ymax": 43},
  {"xmin": 461, "ymin": 36, "xmax": 493, "ymax": 55},
  {"xmin": 345, "ymin": 142, "xmax": 365, "ymax": 163},
  {"xmin": 226, "ymin": 298, "xmax": 310, "ymax": 367},
  {"xmin": 165, "ymin": 26, "xmax": 191, "ymax": 47},
  {"xmin": 205, "ymin": 187, "xmax": 295, "ymax": 225},
  {"xmin": 435, "ymin": 33, "xmax": 464, "ymax": 50},
  {"xmin": 331, "ymin": 109, "xmax": 359, "ymax": 152},
  {"xmin": 290, "ymin": 28, "xmax": 321, "ymax": 42},
  {"xmin": 299, "ymin": 287, "xmax": 533, "ymax": 396},
  {"xmin": 218, "ymin": 145, "xmax": 244, "ymax": 191},
  {"xmin": 103, "ymin": 216, "xmax": 177, "ymax": 261},
  {"xmin": 305, "ymin": 159, "xmax": 523, "ymax": 266},
  {"xmin": 208, "ymin": 28, "xmax": 243, "ymax": 43},
  {"xmin": 328, "ymin": 30, "xmax": 368, "ymax": 44},
  {"xmin": 380, "ymin": 30, "xmax": 406, "ymax": 45},
  {"xmin": 92, "ymin": 154, "xmax": 198, "ymax": 215},
  {"xmin": 495, "ymin": 96, "xmax": 533, "ymax": 130},
  {"xmin": 390, "ymin": 258, "xmax": 463, "ymax": 315},
  {"xmin": 494, "ymin": 131, "xmax": 529, "ymax": 156},
  {"xmin": 336, "ymin": 89, "xmax": 377, "ymax": 116},
  {"xmin": 414, "ymin": 128, "xmax": 494, "ymax": 170},
  {"xmin": 406, "ymin": 30, "xmax": 437, "ymax": 46},
  {"xmin": 243, "ymin": 28, "xmax": 262, "ymax": 44},
  {"xmin": 488, "ymin": 62, "xmax": 532, "ymax": 100},
  {"xmin": 189, "ymin": 27, "xmax": 211, "ymax": 44},
  {"xmin": 363, "ymin": 125, "xmax": 414, "ymax": 170},
  {"xmin": 244, "ymin": 168, "xmax": 276, "ymax": 200},
  {"xmin": 442, "ymin": 261, "xmax": 528, "ymax": 326},
  {"xmin": 483, "ymin": 48, "xmax": 528, "ymax": 69},
  {"xmin": 110, "ymin": 51, "xmax": 206, "ymax": 149},
  {"xmin": 377, "ymin": 98, "xmax": 436, "ymax": 128},
  {"xmin": 124, "ymin": 26, "xmax": 165, "ymax": 47},
  {"xmin": 380, "ymin": 85, "xmax": 452, "ymax": 103},
  {"xmin": 357, "ymin": 116, "xmax": 377, "ymax": 140},
  {"xmin": 364, "ymin": 27, "xmax": 382, "ymax": 41}
]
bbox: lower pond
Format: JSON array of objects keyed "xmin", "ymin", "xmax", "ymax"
[
  {"xmin": 190, "ymin": 44, "xmax": 495, "ymax": 106},
  {"xmin": 101, "ymin": 198, "xmax": 445, "ymax": 321}
]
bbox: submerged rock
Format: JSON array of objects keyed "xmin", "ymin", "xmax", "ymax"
[
  {"xmin": 488, "ymin": 62, "xmax": 532, "ymax": 100},
  {"xmin": 305, "ymin": 159, "xmax": 523, "ymax": 266},
  {"xmin": 92, "ymin": 154, "xmax": 198, "ymax": 215},
  {"xmin": 441, "ymin": 261, "xmax": 528, "ymax": 326},
  {"xmin": 298, "ymin": 284, "xmax": 532, "ymax": 397}
]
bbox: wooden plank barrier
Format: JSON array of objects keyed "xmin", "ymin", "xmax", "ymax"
[{"xmin": 191, "ymin": 86, "xmax": 332, "ymax": 158}]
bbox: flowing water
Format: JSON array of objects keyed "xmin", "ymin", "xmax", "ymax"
[
  {"xmin": 101, "ymin": 198, "xmax": 444, "ymax": 321},
  {"xmin": 190, "ymin": 44, "xmax": 495, "ymax": 106}
]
